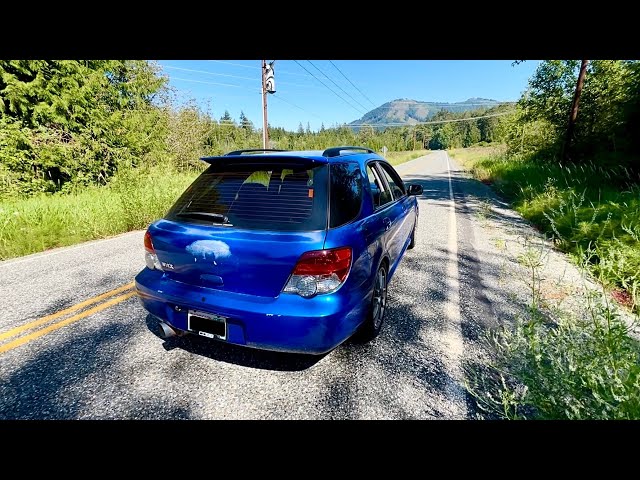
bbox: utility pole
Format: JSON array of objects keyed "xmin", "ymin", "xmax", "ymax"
[
  {"xmin": 261, "ymin": 60, "xmax": 276, "ymax": 149},
  {"xmin": 562, "ymin": 59, "xmax": 589, "ymax": 161},
  {"xmin": 261, "ymin": 60, "xmax": 268, "ymax": 149}
]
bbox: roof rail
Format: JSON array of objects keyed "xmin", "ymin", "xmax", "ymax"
[
  {"xmin": 224, "ymin": 148, "xmax": 288, "ymax": 156},
  {"xmin": 322, "ymin": 146, "xmax": 375, "ymax": 157}
]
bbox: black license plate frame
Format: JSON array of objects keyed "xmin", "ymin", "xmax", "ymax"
[{"xmin": 187, "ymin": 309, "xmax": 227, "ymax": 340}]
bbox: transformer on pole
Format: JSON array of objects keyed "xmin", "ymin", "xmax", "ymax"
[{"xmin": 261, "ymin": 60, "xmax": 276, "ymax": 148}]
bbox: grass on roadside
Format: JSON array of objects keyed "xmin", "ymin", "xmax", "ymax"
[
  {"xmin": 448, "ymin": 144, "xmax": 507, "ymax": 169},
  {"xmin": 0, "ymin": 165, "xmax": 199, "ymax": 260},
  {"xmin": 385, "ymin": 149, "xmax": 430, "ymax": 166},
  {"xmin": 451, "ymin": 146, "xmax": 640, "ymax": 419},
  {"xmin": 0, "ymin": 149, "xmax": 427, "ymax": 261},
  {"xmin": 467, "ymin": 248, "xmax": 640, "ymax": 420},
  {"xmin": 450, "ymin": 148, "xmax": 640, "ymax": 309}
]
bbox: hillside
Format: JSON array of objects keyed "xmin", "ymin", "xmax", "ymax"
[{"xmin": 350, "ymin": 98, "xmax": 507, "ymax": 126}]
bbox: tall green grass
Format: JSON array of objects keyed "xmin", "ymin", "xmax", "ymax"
[
  {"xmin": 451, "ymin": 148, "xmax": 640, "ymax": 419},
  {"xmin": 0, "ymin": 150, "xmax": 424, "ymax": 261},
  {"xmin": 456, "ymin": 152, "xmax": 640, "ymax": 308},
  {"xmin": 467, "ymin": 247, "xmax": 640, "ymax": 420},
  {"xmin": 0, "ymin": 165, "xmax": 199, "ymax": 260},
  {"xmin": 385, "ymin": 149, "xmax": 430, "ymax": 166}
]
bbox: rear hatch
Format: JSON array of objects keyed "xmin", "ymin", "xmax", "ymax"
[{"xmin": 150, "ymin": 157, "xmax": 328, "ymax": 298}]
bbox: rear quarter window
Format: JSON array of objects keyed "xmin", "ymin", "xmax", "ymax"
[
  {"xmin": 166, "ymin": 161, "xmax": 328, "ymax": 231},
  {"xmin": 330, "ymin": 162, "xmax": 363, "ymax": 228}
]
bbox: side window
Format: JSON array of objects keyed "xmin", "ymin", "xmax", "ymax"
[
  {"xmin": 330, "ymin": 162, "xmax": 363, "ymax": 228},
  {"xmin": 377, "ymin": 162, "xmax": 406, "ymax": 200},
  {"xmin": 367, "ymin": 162, "xmax": 393, "ymax": 209}
]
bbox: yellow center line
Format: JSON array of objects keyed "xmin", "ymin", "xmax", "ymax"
[
  {"xmin": 0, "ymin": 282, "xmax": 135, "ymax": 342},
  {"xmin": 0, "ymin": 290, "xmax": 137, "ymax": 355}
]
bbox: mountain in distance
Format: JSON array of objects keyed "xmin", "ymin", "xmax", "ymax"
[{"xmin": 349, "ymin": 97, "xmax": 509, "ymax": 127}]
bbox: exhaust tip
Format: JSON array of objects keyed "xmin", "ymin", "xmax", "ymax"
[{"xmin": 158, "ymin": 321, "xmax": 179, "ymax": 339}]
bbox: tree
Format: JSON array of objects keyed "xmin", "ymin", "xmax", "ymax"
[
  {"xmin": 562, "ymin": 60, "xmax": 589, "ymax": 160},
  {"xmin": 297, "ymin": 122, "xmax": 304, "ymax": 135},
  {"xmin": 429, "ymin": 123, "xmax": 456, "ymax": 150},
  {"xmin": 239, "ymin": 110, "xmax": 253, "ymax": 132},
  {"xmin": 463, "ymin": 122, "xmax": 481, "ymax": 147},
  {"xmin": 518, "ymin": 60, "xmax": 640, "ymax": 162},
  {"xmin": 220, "ymin": 110, "xmax": 234, "ymax": 125},
  {"xmin": 0, "ymin": 60, "xmax": 167, "ymax": 194}
]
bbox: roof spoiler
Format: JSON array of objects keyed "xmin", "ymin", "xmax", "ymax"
[
  {"xmin": 199, "ymin": 154, "xmax": 329, "ymax": 165},
  {"xmin": 322, "ymin": 146, "xmax": 375, "ymax": 157},
  {"xmin": 224, "ymin": 148, "xmax": 288, "ymax": 156}
]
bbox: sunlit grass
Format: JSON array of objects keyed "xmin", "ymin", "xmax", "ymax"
[
  {"xmin": 0, "ymin": 150, "xmax": 429, "ymax": 261},
  {"xmin": 449, "ymin": 147, "xmax": 640, "ymax": 308},
  {"xmin": 454, "ymin": 146, "xmax": 640, "ymax": 419},
  {"xmin": 448, "ymin": 144, "xmax": 507, "ymax": 169},
  {"xmin": 0, "ymin": 165, "xmax": 199, "ymax": 260},
  {"xmin": 385, "ymin": 149, "xmax": 430, "ymax": 166}
]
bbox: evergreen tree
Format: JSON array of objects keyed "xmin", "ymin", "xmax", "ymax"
[
  {"xmin": 0, "ymin": 60, "xmax": 166, "ymax": 194},
  {"xmin": 220, "ymin": 110, "xmax": 234, "ymax": 124},
  {"xmin": 239, "ymin": 110, "xmax": 253, "ymax": 131}
]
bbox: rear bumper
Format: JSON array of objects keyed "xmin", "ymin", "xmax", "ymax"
[{"xmin": 135, "ymin": 268, "xmax": 369, "ymax": 355}]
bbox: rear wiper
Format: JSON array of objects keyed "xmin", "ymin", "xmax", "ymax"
[{"xmin": 176, "ymin": 212, "xmax": 233, "ymax": 226}]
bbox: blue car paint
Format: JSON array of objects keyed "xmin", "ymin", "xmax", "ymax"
[
  {"xmin": 135, "ymin": 151, "xmax": 419, "ymax": 355},
  {"xmin": 146, "ymin": 220, "xmax": 326, "ymax": 298}
]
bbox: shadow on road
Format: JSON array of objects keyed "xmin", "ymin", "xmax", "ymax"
[
  {"xmin": 0, "ymin": 320, "xmax": 193, "ymax": 420},
  {"xmin": 0, "ymin": 161, "xmax": 539, "ymax": 419},
  {"xmin": 145, "ymin": 314, "xmax": 325, "ymax": 372}
]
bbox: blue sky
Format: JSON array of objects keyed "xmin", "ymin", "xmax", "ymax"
[{"xmin": 156, "ymin": 60, "xmax": 541, "ymax": 132}]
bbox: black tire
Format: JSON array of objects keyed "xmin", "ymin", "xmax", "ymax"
[
  {"xmin": 356, "ymin": 264, "xmax": 388, "ymax": 342},
  {"xmin": 408, "ymin": 219, "xmax": 417, "ymax": 249}
]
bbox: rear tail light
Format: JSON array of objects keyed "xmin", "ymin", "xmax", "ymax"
[
  {"xmin": 283, "ymin": 247, "xmax": 352, "ymax": 298},
  {"xmin": 144, "ymin": 231, "xmax": 164, "ymax": 271}
]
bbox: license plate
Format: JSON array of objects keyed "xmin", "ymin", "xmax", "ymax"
[{"xmin": 187, "ymin": 309, "xmax": 227, "ymax": 340}]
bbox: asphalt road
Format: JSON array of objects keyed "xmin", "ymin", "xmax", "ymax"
[{"xmin": 0, "ymin": 151, "xmax": 567, "ymax": 419}]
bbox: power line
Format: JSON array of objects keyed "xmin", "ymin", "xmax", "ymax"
[
  {"xmin": 293, "ymin": 60, "xmax": 366, "ymax": 116},
  {"xmin": 207, "ymin": 60, "xmax": 260, "ymax": 70},
  {"xmin": 347, "ymin": 110, "xmax": 515, "ymax": 127},
  {"xmin": 271, "ymin": 94, "xmax": 327, "ymax": 122},
  {"xmin": 163, "ymin": 65, "xmax": 319, "ymax": 89},
  {"xmin": 329, "ymin": 60, "xmax": 377, "ymax": 109},
  {"xmin": 164, "ymin": 65, "xmax": 256, "ymax": 81},
  {"xmin": 369, "ymin": 103, "xmax": 513, "ymax": 111},
  {"xmin": 206, "ymin": 60, "xmax": 314, "ymax": 78},
  {"xmin": 307, "ymin": 61, "xmax": 370, "ymax": 113},
  {"xmin": 169, "ymin": 76, "xmax": 259, "ymax": 90},
  {"xmin": 373, "ymin": 101, "xmax": 513, "ymax": 106}
]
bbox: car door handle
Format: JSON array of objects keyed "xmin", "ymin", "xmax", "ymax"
[{"xmin": 383, "ymin": 217, "xmax": 391, "ymax": 230}]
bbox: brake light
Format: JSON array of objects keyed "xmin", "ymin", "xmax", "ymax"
[
  {"xmin": 144, "ymin": 231, "xmax": 154, "ymax": 252},
  {"xmin": 144, "ymin": 230, "xmax": 163, "ymax": 271},
  {"xmin": 283, "ymin": 247, "xmax": 352, "ymax": 298}
]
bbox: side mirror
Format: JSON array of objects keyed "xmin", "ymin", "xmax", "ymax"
[{"xmin": 407, "ymin": 184, "xmax": 423, "ymax": 196}]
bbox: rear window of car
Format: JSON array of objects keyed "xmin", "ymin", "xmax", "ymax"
[
  {"xmin": 166, "ymin": 160, "xmax": 328, "ymax": 231},
  {"xmin": 330, "ymin": 162, "xmax": 363, "ymax": 228}
]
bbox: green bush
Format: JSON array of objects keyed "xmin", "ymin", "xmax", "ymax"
[{"xmin": 0, "ymin": 165, "xmax": 198, "ymax": 260}]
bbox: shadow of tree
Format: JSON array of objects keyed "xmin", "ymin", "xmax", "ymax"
[
  {"xmin": 145, "ymin": 314, "xmax": 325, "ymax": 372},
  {"xmin": 0, "ymin": 320, "xmax": 193, "ymax": 420}
]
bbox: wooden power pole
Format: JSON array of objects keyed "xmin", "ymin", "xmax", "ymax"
[
  {"xmin": 562, "ymin": 59, "xmax": 589, "ymax": 161},
  {"xmin": 261, "ymin": 60, "xmax": 269, "ymax": 149}
]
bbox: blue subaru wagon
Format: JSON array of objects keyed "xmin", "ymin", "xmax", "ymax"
[{"xmin": 135, "ymin": 146, "xmax": 423, "ymax": 354}]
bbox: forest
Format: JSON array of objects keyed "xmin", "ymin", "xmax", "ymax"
[
  {"xmin": 3, "ymin": 59, "xmax": 640, "ymax": 419},
  {"xmin": 0, "ymin": 60, "xmax": 510, "ymax": 198},
  {"xmin": 456, "ymin": 60, "xmax": 640, "ymax": 420}
]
